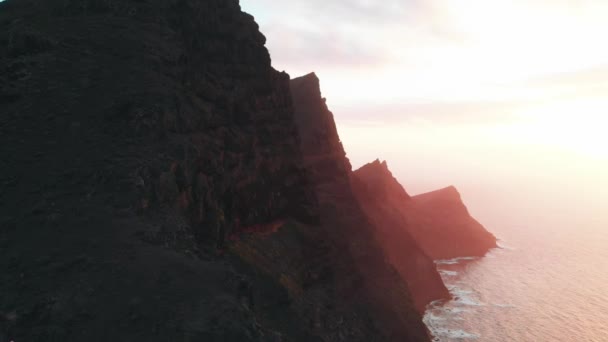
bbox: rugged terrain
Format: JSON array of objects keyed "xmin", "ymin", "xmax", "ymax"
[{"xmin": 0, "ymin": 0, "xmax": 429, "ymax": 341}]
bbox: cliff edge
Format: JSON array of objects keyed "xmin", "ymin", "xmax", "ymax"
[{"xmin": 351, "ymin": 160, "xmax": 450, "ymax": 311}]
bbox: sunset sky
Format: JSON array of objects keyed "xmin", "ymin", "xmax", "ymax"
[{"xmin": 241, "ymin": 0, "xmax": 608, "ymax": 225}]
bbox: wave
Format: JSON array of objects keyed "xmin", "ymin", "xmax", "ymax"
[
  {"xmin": 429, "ymin": 328, "xmax": 479, "ymax": 341},
  {"xmin": 496, "ymin": 240, "xmax": 516, "ymax": 251},
  {"xmin": 435, "ymin": 256, "xmax": 478, "ymax": 265}
]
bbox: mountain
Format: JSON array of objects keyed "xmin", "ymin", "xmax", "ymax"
[
  {"xmin": 354, "ymin": 161, "xmax": 497, "ymax": 261},
  {"xmin": 0, "ymin": 0, "xmax": 429, "ymax": 341},
  {"xmin": 350, "ymin": 160, "xmax": 450, "ymax": 312}
]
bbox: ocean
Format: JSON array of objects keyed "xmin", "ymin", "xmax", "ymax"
[{"xmin": 423, "ymin": 202, "xmax": 608, "ymax": 341}]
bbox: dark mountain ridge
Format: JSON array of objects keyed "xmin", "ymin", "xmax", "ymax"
[{"xmin": 0, "ymin": 0, "xmax": 430, "ymax": 341}]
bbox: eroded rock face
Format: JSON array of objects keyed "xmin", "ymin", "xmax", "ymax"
[
  {"xmin": 0, "ymin": 0, "xmax": 317, "ymax": 340},
  {"xmin": 289, "ymin": 74, "xmax": 430, "ymax": 341},
  {"xmin": 0, "ymin": 0, "xmax": 318, "ymax": 245}
]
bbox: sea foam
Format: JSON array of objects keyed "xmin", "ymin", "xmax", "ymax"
[{"xmin": 436, "ymin": 256, "xmax": 478, "ymax": 265}]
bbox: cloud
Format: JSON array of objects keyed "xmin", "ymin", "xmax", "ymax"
[
  {"xmin": 521, "ymin": 65, "xmax": 608, "ymax": 98},
  {"xmin": 260, "ymin": 21, "xmax": 387, "ymax": 73},
  {"xmin": 241, "ymin": 0, "xmax": 608, "ymax": 119},
  {"xmin": 332, "ymin": 101, "xmax": 525, "ymax": 126},
  {"xmin": 243, "ymin": 0, "xmax": 422, "ymax": 25},
  {"xmin": 240, "ymin": 0, "xmax": 445, "ymax": 74}
]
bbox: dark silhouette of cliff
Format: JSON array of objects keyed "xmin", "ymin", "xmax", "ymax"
[
  {"xmin": 351, "ymin": 160, "xmax": 450, "ymax": 312},
  {"xmin": 354, "ymin": 162, "xmax": 497, "ymax": 261},
  {"xmin": 0, "ymin": 1, "xmax": 430, "ymax": 341},
  {"xmin": 289, "ymin": 73, "xmax": 429, "ymax": 340}
]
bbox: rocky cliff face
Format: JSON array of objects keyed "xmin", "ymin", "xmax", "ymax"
[
  {"xmin": 406, "ymin": 186, "xmax": 497, "ymax": 260},
  {"xmin": 289, "ymin": 73, "xmax": 352, "ymax": 182},
  {"xmin": 0, "ymin": 1, "xmax": 429, "ymax": 341},
  {"xmin": 0, "ymin": 0, "xmax": 318, "ymax": 340},
  {"xmin": 351, "ymin": 160, "xmax": 450, "ymax": 312},
  {"xmin": 289, "ymin": 73, "xmax": 430, "ymax": 340},
  {"xmin": 354, "ymin": 162, "xmax": 497, "ymax": 261}
]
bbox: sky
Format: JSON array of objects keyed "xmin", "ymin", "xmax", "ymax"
[
  {"xmin": 241, "ymin": 0, "xmax": 608, "ymax": 104},
  {"xmin": 240, "ymin": 0, "xmax": 608, "ymax": 229}
]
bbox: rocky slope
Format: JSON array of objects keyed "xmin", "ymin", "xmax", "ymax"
[
  {"xmin": 0, "ymin": 0, "xmax": 429, "ymax": 341},
  {"xmin": 354, "ymin": 161, "xmax": 497, "ymax": 261},
  {"xmin": 351, "ymin": 160, "xmax": 450, "ymax": 312},
  {"xmin": 289, "ymin": 73, "xmax": 429, "ymax": 340}
]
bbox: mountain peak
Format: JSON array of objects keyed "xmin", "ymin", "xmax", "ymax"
[
  {"xmin": 357, "ymin": 159, "xmax": 395, "ymax": 179},
  {"xmin": 297, "ymin": 71, "xmax": 319, "ymax": 81},
  {"xmin": 369, "ymin": 158, "xmax": 390, "ymax": 171},
  {"xmin": 415, "ymin": 185, "xmax": 462, "ymax": 203},
  {"xmin": 291, "ymin": 72, "xmax": 321, "ymax": 93},
  {"xmin": 354, "ymin": 159, "xmax": 411, "ymax": 201},
  {"xmin": 437, "ymin": 185, "xmax": 460, "ymax": 197}
]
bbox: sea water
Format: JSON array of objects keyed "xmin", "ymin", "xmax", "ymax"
[{"xmin": 423, "ymin": 221, "xmax": 608, "ymax": 341}]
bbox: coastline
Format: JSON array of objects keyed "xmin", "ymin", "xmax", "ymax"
[{"xmin": 424, "ymin": 245, "xmax": 505, "ymax": 341}]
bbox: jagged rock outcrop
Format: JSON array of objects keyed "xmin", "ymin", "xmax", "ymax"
[
  {"xmin": 290, "ymin": 73, "xmax": 352, "ymax": 181},
  {"xmin": 353, "ymin": 159, "xmax": 411, "ymax": 204},
  {"xmin": 289, "ymin": 73, "xmax": 430, "ymax": 340},
  {"xmin": 351, "ymin": 160, "xmax": 450, "ymax": 312},
  {"xmin": 354, "ymin": 161, "xmax": 497, "ymax": 261},
  {"xmin": 0, "ymin": 1, "xmax": 430, "ymax": 341},
  {"xmin": 406, "ymin": 186, "xmax": 497, "ymax": 260}
]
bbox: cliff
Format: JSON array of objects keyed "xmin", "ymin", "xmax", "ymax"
[
  {"xmin": 407, "ymin": 186, "xmax": 498, "ymax": 260},
  {"xmin": 351, "ymin": 160, "xmax": 450, "ymax": 312},
  {"xmin": 288, "ymin": 73, "xmax": 429, "ymax": 340},
  {"xmin": 354, "ymin": 162, "xmax": 497, "ymax": 261},
  {"xmin": 0, "ymin": 0, "xmax": 429, "ymax": 341}
]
